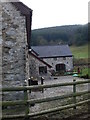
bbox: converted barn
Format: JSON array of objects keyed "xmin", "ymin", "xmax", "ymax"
[
  {"xmin": 29, "ymin": 49, "xmax": 52, "ymax": 79},
  {"xmin": 32, "ymin": 45, "xmax": 73, "ymax": 74}
]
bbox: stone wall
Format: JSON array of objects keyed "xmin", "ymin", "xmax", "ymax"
[
  {"xmin": 43, "ymin": 57, "xmax": 73, "ymax": 72},
  {"xmin": 1, "ymin": 2, "xmax": 29, "ymax": 100},
  {"xmin": 0, "ymin": 3, "xmax": 2, "ymax": 86},
  {"xmin": 0, "ymin": 3, "xmax": 2, "ymax": 119},
  {"xmin": 29, "ymin": 54, "xmax": 51, "ymax": 80}
]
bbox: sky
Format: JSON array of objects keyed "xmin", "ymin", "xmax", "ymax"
[{"xmin": 20, "ymin": 0, "xmax": 89, "ymax": 30}]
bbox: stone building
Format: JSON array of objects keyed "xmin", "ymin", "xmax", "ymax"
[
  {"xmin": 32, "ymin": 45, "xmax": 73, "ymax": 74},
  {"xmin": 29, "ymin": 50, "xmax": 52, "ymax": 80},
  {"xmin": 0, "ymin": 1, "xmax": 32, "ymax": 100}
]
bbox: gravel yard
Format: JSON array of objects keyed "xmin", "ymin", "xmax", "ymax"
[
  {"xmin": 2, "ymin": 75, "xmax": 89, "ymax": 119},
  {"xmin": 29, "ymin": 75, "xmax": 88, "ymax": 113}
]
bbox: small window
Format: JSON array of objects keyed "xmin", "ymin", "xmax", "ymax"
[{"xmin": 39, "ymin": 66, "xmax": 47, "ymax": 74}]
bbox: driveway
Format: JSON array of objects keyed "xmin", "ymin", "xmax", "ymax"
[{"xmin": 29, "ymin": 75, "xmax": 88, "ymax": 113}]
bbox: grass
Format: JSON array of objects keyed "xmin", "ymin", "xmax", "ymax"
[
  {"xmin": 73, "ymin": 67, "xmax": 90, "ymax": 78},
  {"xmin": 70, "ymin": 44, "xmax": 88, "ymax": 59},
  {"xmin": 70, "ymin": 44, "xmax": 90, "ymax": 78},
  {"xmin": 81, "ymin": 67, "xmax": 90, "ymax": 76}
]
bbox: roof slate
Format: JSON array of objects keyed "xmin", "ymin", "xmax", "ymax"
[
  {"xmin": 32, "ymin": 45, "xmax": 72, "ymax": 58},
  {"xmin": 29, "ymin": 52, "xmax": 52, "ymax": 68}
]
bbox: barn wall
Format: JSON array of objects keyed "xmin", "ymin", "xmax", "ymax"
[
  {"xmin": 0, "ymin": 3, "xmax": 2, "ymax": 86},
  {"xmin": 1, "ymin": 2, "xmax": 29, "ymax": 100},
  {"xmin": 43, "ymin": 57, "xmax": 73, "ymax": 72},
  {"xmin": 0, "ymin": 3, "xmax": 2, "ymax": 119},
  {"xmin": 29, "ymin": 54, "xmax": 51, "ymax": 80}
]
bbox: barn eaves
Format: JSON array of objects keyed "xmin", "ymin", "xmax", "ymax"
[{"xmin": 29, "ymin": 51, "xmax": 52, "ymax": 68}]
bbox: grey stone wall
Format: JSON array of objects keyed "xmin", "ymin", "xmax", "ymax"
[
  {"xmin": 0, "ymin": 3, "xmax": 2, "ymax": 119},
  {"xmin": 1, "ymin": 2, "xmax": 29, "ymax": 100},
  {"xmin": 0, "ymin": 3, "xmax": 2, "ymax": 86},
  {"xmin": 43, "ymin": 57, "xmax": 73, "ymax": 72},
  {"xmin": 29, "ymin": 54, "xmax": 51, "ymax": 80}
]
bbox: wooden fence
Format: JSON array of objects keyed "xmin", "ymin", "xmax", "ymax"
[{"xmin": 0, "ymin": 79, "xmax": 90, "ymax": 119}]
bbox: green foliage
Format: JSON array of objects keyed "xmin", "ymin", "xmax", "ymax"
[
  {"xmin": 81, "ymin": 68, "xmax": 90, "ymax": 76},
  {"xmin": 80, "ymin": 68, "xmax": 90, "ymax": 79},
  {"xmin": 70, "ymin": 45, "xmax": 88, "ymax": 59},
  {"xmin": 31, "ymin": 24, "xmax": 88, "ymax": 46}
]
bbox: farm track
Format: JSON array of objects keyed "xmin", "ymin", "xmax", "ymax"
[
  {"xmin": 6, "ymin": 112, "xmax": 90, "ymax": 120},
  {"xmin": 27, "ymin": 111, "xmax": 90, "ymax": 120}
]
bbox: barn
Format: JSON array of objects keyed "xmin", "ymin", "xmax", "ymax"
[
  {"xmin": 31, "ymin": 45, "xmax": 73, "ymax": 74},
  {"xmin": 0, "ymin": 0, "xmax": 32, "ymax": 100},
  {"xmin": 28, "ymin": 49, "xmax": 52, "ymax": 79}
]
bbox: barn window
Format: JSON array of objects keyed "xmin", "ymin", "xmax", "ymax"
[{"xmin": 39, "ymin": 66, "xmax": 47, "ymax": 74}]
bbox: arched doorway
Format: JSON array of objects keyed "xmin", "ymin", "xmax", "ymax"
[{"xmin": 56, "ymin": 64, "xmax": 66, "ymax": 72}]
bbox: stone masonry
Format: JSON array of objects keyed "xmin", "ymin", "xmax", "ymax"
[
  {"xmin": 43, "ymin": 57, "xmax": 73, "ymax": 72},
  {"xmin": 0, "ymin": 3, "xmax": 2, "ymax": 119},
  {"xmin": 29, "ymin": 54, "xmax": 51, "ymax": 80},
  {"xmin": 1, "ymin": 2, "xmax": 30, "ymax": 100}
]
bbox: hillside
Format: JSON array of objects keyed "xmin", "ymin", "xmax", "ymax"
[{"xmin": 31, "ymin": 24, "xmax": 88, "ymax": 46}]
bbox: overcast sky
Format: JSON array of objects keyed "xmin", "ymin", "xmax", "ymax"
[{"xmin": 20, "ymin": 0, "xmax": 89, "ymax": 29}]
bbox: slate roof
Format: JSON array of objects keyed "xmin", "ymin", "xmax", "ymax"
[
  {"xmin": 29, "ymin": 51, "xmax": 52, "ymax": 68},
  {"xmin": 32, "ymin": 45, "xmax": 73, "ymax": 58}
]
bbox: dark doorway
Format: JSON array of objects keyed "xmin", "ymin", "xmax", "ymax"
[
  {"xmin": 39, "ymin": 66, "xmax": 47, "ymax": 74},
  {"xmin": 56, "ymin": 64, "xmax": 66, "ymax": 72}
]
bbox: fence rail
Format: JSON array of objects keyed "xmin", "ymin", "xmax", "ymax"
[
  {"xmin": 2, "ymin": 79, "xmax": 90, "ymax": 91},
  {"xmin": 1, "ymin": 90, "xmax": 90, "ymax": 107},
  {"xmin": 1, "ymin": 79, "xmax": 90, "ymax": 119}
]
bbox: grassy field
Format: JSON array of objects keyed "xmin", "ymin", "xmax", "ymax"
[
  {"xmin": 81, "ymin": 67, "xmax": 90, "ymax": 76},
  {"xmin": 70, "ymin": 44, "xmax": 88, "ymax": 59},
  {"xmin": 70, "ymin": 44, "xmax": 90, "ymax": 78}
]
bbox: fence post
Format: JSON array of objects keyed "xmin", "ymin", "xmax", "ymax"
[
  {"xmin": 28, "ymin": 78, "xmax": 31, "ymax": 93},
  {"xmin": 24, "ymin": 89, "xmax": 29, "ymax": 118},
  {"xmin": 73, "ymin": 79, "xmax": 76, "ymax": 109},
  {"xmin": 41, "ymin": 77, "xmax": 44, "ymax": 93}
]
